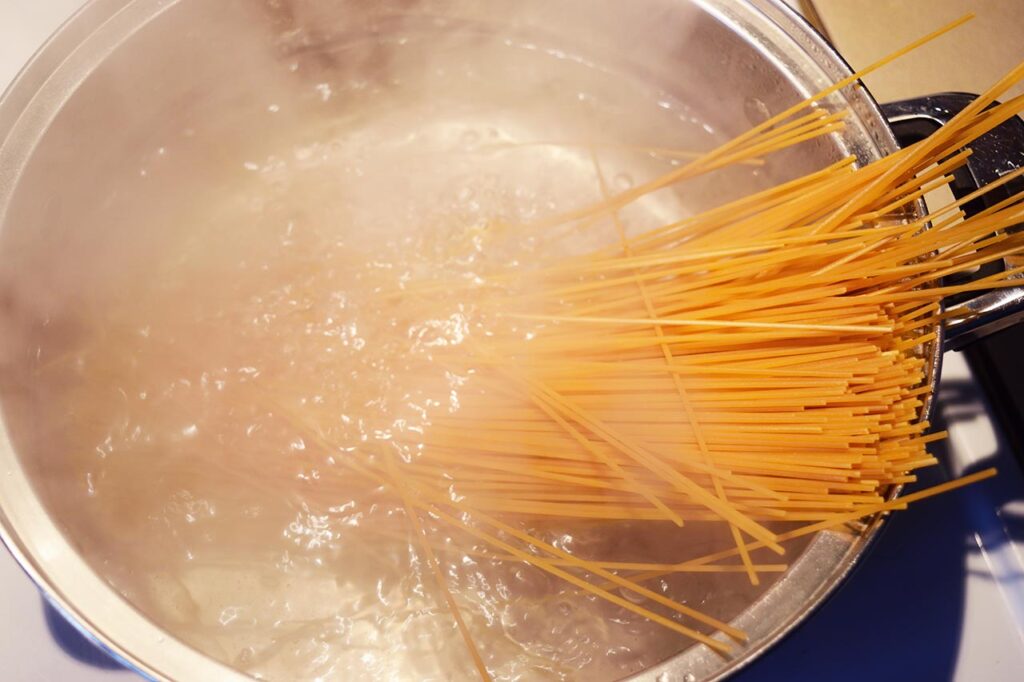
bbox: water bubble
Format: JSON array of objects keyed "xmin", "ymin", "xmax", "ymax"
[
  {"xmin": 460, "ymin": 129, "xmax": 480, "ymax": 149},
  {"xmin": 620, "ymin": 587, "xmax": 646, "ymax": 604},
  {"xmin": 744, "ymin": 96, "xmax": 771, "ymax": 125},
  {"xmin": 684, "ymin": 674, "xmax": 697, "ymax": 682},
  {"xmin": 315, "ymin": 83, "xmax": 333, "ymax": 102},
  {"xmin": 613, "ymin": 172, "xmax": 634, "ymax": 190},
  {"xmin": 218, "ymin": 606, "xmax": 241, "ymax": 626},
  {"xmin": 237, "ymin": 647, "xmax": 255, "ymax": 666}
]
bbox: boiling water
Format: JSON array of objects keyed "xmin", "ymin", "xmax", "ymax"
[{"xmin": 4, "ymin": 17, "xmax": 782, "ymax": 682}]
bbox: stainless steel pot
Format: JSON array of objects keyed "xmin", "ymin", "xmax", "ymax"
[{"xmin": 0, "ymin": 1, "xmax": 1021, "ymax": 680}]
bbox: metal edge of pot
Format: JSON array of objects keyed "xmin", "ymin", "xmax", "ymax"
[{"xmin": 0, "ymin": 1, "xmax": 939, "ymax": 681}]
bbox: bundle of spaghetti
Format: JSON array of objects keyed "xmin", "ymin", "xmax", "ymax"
[{"xmin": 306, "ymin": 18, "xmax": 1024, "ymax": 678}]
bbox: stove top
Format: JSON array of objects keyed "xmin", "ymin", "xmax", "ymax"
[{"xmin": 2, "ymin": 3, "xmax": 1024, "ymax": 681}]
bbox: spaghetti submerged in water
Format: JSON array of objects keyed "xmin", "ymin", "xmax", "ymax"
[{"xmin": 26, "ymin": 13, "xmax": 1024, "ymax": 682}]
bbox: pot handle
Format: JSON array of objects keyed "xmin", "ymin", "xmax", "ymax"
[{"xmin": 881, "ymin": 93, "xmax": 1024, "ymax": 351}]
